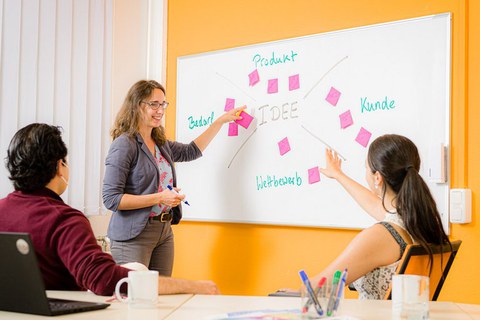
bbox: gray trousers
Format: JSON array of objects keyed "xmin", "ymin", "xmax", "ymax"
[{"xmin": 110, "ymin": 219, "xmax": 174, "ymax": 276}]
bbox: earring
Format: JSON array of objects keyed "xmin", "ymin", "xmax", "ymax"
[{"xmin": 374, "ymin": 183, "xmax": 378, "ymax": 189}]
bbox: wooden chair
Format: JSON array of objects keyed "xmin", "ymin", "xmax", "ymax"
[{"xmin": 383, "ymin": 239, "xmax": 462, "ymax": 300}]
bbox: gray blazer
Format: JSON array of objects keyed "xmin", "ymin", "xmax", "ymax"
[{"xmin": 103, "ymin": 133, "xmax": 202, "ymax": 241}]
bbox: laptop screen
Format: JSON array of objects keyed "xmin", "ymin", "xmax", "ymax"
[{"xmin": 0, "ymin": 232, "xmax": 109, "ymax": 316}]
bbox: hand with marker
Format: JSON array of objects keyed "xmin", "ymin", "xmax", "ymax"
[
  {"xmin": 167, "ymin": 185, "xmax": 190, "ymax": 206},
  {"xmin": 319, "ymin": 148, "xmax": 344, "ymax": 180},
  {"xmin": 216, "ymin": 106, "xmax": 246, "ymax": 125},
  {"xmin": 159, "ymin": 185, "xmax": 186, "ymax": 207},
  {"xmin": 193, "ymin": 106, "xmax": 246, "ymax": 152}
]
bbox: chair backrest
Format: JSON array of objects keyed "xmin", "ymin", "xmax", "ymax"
[{"xmin": 384, "ymin": 239, "xmax": 462, "ymax": 301}]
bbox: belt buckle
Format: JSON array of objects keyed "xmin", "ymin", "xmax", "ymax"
[{"xmin": 160, "ymin": 212, "xmax": 171, "ymax": 222}]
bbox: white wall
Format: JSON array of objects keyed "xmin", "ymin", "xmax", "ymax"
[
  {"xmin": 93, "ymin": 0, "xmax": 167, "ymax": 235},
  {"xmin": 111, "ymin": 0, "xmax": 167, "ymax": 117}
]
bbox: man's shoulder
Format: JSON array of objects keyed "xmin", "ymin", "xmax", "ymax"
[{"xmin": 43, "ymin": 197, "xmax": 88, "ymax": 222}]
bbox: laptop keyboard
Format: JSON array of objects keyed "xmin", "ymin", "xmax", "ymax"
[{"xmin": 48, "ymin": 298, "xmax": 109, "ymax": 314}]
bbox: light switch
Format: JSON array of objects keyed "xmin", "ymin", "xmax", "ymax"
[{"xmin": 449, "ymin": 189, "xmax": 472, "ymax": 224}]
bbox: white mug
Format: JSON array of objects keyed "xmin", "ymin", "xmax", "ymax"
[
  {"xmin": 115, "ymin": 270, "xmax": 159, "ymax": 309},
  {"xmin": 392, "ymin": 275, "xmax": 429, "ymax": 320}
]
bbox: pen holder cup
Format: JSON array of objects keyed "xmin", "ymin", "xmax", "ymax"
[{"xmin": 301, "ymin": 282, "xmax": 343, "ymax": 319}]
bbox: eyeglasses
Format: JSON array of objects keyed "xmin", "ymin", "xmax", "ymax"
[{"xmin": 141, "ymin": 101, "xmax": 169, "ymax": 110}]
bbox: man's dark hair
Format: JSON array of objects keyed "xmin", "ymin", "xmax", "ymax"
[{"xmin": 6, "ymin": 123, "xmax": 68, "ymax": 191}]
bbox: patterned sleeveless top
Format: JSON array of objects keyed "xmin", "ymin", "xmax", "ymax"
[{"xmin": 352, "ymin": 212, "xmax": 413, "ymax": 299}]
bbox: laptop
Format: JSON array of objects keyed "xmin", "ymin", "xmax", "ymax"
[{"xmin": 0, "ymin": 232, "xmax": 110, "ymax": 316}]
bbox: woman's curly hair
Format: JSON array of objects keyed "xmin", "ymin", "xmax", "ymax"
[
  {"xmin": 111, "ymin": 80, "xmax": 167, "ymax": 146},
  {"xmin": 6, "ymin": 123, "xmax": 67, "ymax": 191}
]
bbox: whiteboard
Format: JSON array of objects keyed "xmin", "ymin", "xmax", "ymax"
[{"xmin": 175, "ymin": 14, "xmax": 451, "ymax": 230}]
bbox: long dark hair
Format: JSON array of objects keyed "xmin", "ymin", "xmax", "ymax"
[
  {"xmin": 367, "ymin": 134, "xmax": 450, "ymax": 272},
  {"xmin": 111, "ymin": 80, "xmax": 166, "ymax": 146},
  {"xmin": 6, "ymin": 123, "xmax": 68, "ymax": 191}
]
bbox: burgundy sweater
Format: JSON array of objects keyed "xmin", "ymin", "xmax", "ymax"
[{"xmin": 0, "ymin": 188, "xmax": 129, "ymax": 295}]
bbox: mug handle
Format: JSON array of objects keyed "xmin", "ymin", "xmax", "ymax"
[{"xmin": 115, "ymin": 277, "xmax": 130, "ymax": 303}]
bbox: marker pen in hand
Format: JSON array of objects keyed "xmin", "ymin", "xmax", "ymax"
[{"xmin": 166, "ymin": 185, "xmax": 190, "ymax": 206}]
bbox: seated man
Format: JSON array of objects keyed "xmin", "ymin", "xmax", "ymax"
[{"xmin": 0, "ymin": 123, "xmax": 219, "ymax": 296}]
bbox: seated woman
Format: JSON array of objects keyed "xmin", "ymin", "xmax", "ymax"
[
  {"xmin": 0, "ymin": 123, "xmax": 219, "ymax": 296},
  {"xmin": 311, "ymin": 134, "xmax": 450, "ymax": 299}
]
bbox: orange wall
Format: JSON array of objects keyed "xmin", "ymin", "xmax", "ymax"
[
  {"xmin": 166, "ymin": 0, "xmax": 479, "ymax": 303},
  {"xmin": 445, "ymin": 0, "xmax": 480, "ymax": 304}
]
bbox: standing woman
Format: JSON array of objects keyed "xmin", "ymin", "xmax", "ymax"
[{"xmin": 103, "ymin": 80, "xmax": 244, "ymax": 276}]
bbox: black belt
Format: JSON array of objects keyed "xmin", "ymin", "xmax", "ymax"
[{"xmin": 150, "ymin": 212, "xmax": 172, "ymax": 222}]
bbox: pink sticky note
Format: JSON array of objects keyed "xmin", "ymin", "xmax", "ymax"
[
  {"xmin": 308, "ymin": 167, "xmax": 321, "ymax": 184},
  {"xmin": 249, "ymin": 69, "xmax": 260, "ymax": 86},
  {"xmin": 289, "ymin": 74, "xmax": 300, "ymax": 91},
  {"xmin": 267, "ymin": 79, "xmax": 278, "ymax": 94},
  {"xmin": 228, "ymin": 122, "xmax": 238, "ymax": 136},
  {"xmin": 339, "ymin": 110, "xmax": 353, "ymax": 129},
  {"xmin": 278, "ymin": 137, "xmax": 291, "ymax": 156},
  {"xmin": 235, "ymin": 110, "xmax": 254, "ymax": 129},
  {"xmin": 355, "ymin": 127, "xmax": 372, "ymax": 148},
  {"xmin": 326, "ymin": 86, "xmax": 341, "ymax": 106},
  {"xmin": 224, "ymin": 98, "xmax": 235, "ymax": 112}
]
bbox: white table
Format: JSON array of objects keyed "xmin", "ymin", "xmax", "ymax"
[
  {"xmin": 165, "ymin": 294, "xmax": 479, "ymax": 320},
  {"xmin": 457, "ymin": 303, "xmax": 480, "ymax": 319},
  {"xmin": 1, "ymin": 292, "xmax": 479, "ymax": 319},
  {"xmin": 0, "ymin": 291, "xmax": 193, "ymax": 320}
]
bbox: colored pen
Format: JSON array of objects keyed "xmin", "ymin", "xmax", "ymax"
[
  {"xmin": 301, "ymin": 124, "xmax": 347, "ymax": 161},
  {"xmin": 326, "ymin": 270, "xmax": 342, "ymax": 316},
  {"xmin": 302, "ymin": 277, "xmax": 326, "ymax": 312},
  {"xmin": 333, "ymin": 269, "xmax": 348, "ymax": 312},
  {"xmin": 166, "ymin": 185, "xmax": 190, "ymax": 206},
  {"xmin": 299, "ymin": 270, "xmax": 323, "ymax": 316}
]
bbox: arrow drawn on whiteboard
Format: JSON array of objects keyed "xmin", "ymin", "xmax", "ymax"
[
  {"xmin": 301, "ymin": 124, "xmax": 347, "ymax": 161},
  {"xmin": 216, "ymin": 72, "xmax": 257, "ymax": 101},
  {"xmin": 303, "ymin": 55, "xmax": 349, "ymax": 100},
  {"xmin": 227, "ymin": 127, "xmax": 258, "ymax": 168}
]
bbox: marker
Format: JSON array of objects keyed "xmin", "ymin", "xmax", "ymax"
[
  {"xmin": 303, "ymin": 277, "xmax": 326, "ymax": 312},
  {"xmin": 300, "ymin": 124, "xmax": 347, "ymax": 161},
  {"xmin": 299, "ymin": 270, "xmax": 323, "ymax": 316},
  {"xmin": 326, "ymin": 270, "xmax": 342, "ymax": 316},
  {"xmin": 333, "ymin": 269, "xmax": 348, "ymax": 313},
  {"xmin": 166, "ymin": 185, "xmax": 190, "ymax": 206}
]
